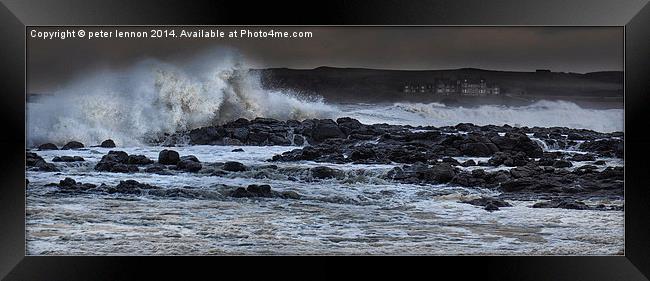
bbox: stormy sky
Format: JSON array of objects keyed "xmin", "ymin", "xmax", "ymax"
[{"xmin": 27, "ymin": 26, "xmax": 623, "ymax": 93}]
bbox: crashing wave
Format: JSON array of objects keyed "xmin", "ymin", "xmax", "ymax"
[
  {"xmin": 341, "ymin": 100, "xmax": 623, "ymax": 133},
  {"xmin": 27, "ymin": 52, "xmax": 339, "ymax": 146}
]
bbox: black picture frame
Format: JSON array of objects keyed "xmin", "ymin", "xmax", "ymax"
[{"xmin": 1, "ymin": 0, "xmax": 649, "ymax": 280}]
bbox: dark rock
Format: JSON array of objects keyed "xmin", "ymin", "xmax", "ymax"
[
  {"xmin": 293, "ymin": 135, "xmax": 305, "ymax": 146},
  {"xmin": 52, "ymin": 156, "xmax": 85, "ymax": 162},
  {"xmin": 27, "ymin": 152, "xmax": 59, "ymax": 172},
  {"xmin": 490, "ymin": 132, "xmax": 543, "ymax": 158},
  {"xmin": 488, "ymin": 151, "xmax": 529, "ymax": 167},
  {"xmin": 127, "ymin": 155, "xmax": 154, "ymax": 165},
  {"xmin": 59, "ymin": 177, "xmax": 77, "ymax": 187},
  {"xmin": 462, "ymin": 197, "xmax": 512, "ymax": 208},
  {"xmin": 552, "ymin": 159, "xmax": 573, "ymax": 168},
  {"xmin": 55, "ymin": 177, "xmax": 97, "ymax": 192},
  {"xmin": 108, "ymin": 180, "xmax": 160, "ymax": 194},
  {"xmin": 428, "ymin": 163, "xmax": 457, "ymax": 183},
  {"xmin": 177, "ymin": 156, "xmax": 202, "ymax": 172},
  {"xmin": 100, "ymin": 139, "xmax": 116, "ymax": 148},
  {"xmin": 158, "ymin": 149, "xmax": 180, "ymax": 165},
  {"xmin": 501, "ymin": 178, "xmax": 536, "ymax": 192},
  {"xmin": 350, "ymin": 148, "xmax": 376, "ymax": 161},
  {"xmin": 592, "ymin": 160, "xmax": 607, "ymax": 165},
  {"xmin": 268, "ymin": 134, "xmax": 291, "ymax": 146},
  {"xmin": 223, "ymin": 161, "xmax": 247, "ymax": 172},
  {"xmin": 579, "ymin": 139, "xmax": 623, "ymax": 158},
  {"xmin": 180, "ymin": 155, "xmax": 199, "ymax": 163},
  {"xmin": 61, "ymin": 141, "xmax": 84, "ymax": 150},
  {"xmin": 532, "ymin": 199, "xmax": 589, "ymax": 210},
  {"xmin": 569, "ymin": 154, "xmax": 596, "ymax": 162},
  {"xmin": 311, "ymin": 119, "xmax": 345, "ymax": 142},
  {"xmin": 279, "ymin": 191, "xmax": 301, "ymax": 199},
  {"xmin": 484, "ymin": 203, "xmax": 500, "ymax": 211},
  {"xmin": 459, "ymin": 142, "xmax": 492, "ymax": 157},
  {"xmin": 248, "ymin": 131, "xmax": 269, "ymax": 144},
  {"xmin": 311, "ymin": 166, "xmax": 341, "ymax": 179},
  {"xmin": 105, "ymin": 151, "xmax": 129, "ymax": 163},
  {"xmin": 230, "ymin": 187, "xmax": 250, "ymax": 198},
  {"xmin": 38, "ymin": 143, "xmax": 58, "ymax": 150},
  {"xmin": 189, "ymin": 126, "xmax": 226, "ymax": 145},
  {"xmin": 231, "ymin": 148, "xmax": 245, "ymax": 152},
  {"xmin": 145, "ymin": 164, "xmax": 168, "ymax": 174},
  {"xmin": 461, "ymin": 159, "xmax": 476, "ymax": 167},
  {"xmin": 108, "ymin": 164, "xmax": 139, "ymax": 173},
  {"xmin": 95, "ymin": 151, "xmax": 138, "ymax": 173},
  {"xmin": 441, "ymin": 157, "xmax": 460, "ymax": 166},
  {"xmin": 232, "ymin": 128, "xmax": 249, "ymax": 142},
  {"xmin": 246, "ymin": 184, "xmax": 272, "ymax": 196}
]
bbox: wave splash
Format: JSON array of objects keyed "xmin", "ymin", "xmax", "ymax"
[
  {"xmin": 343, "ymin": 100, "xmax": 623, "ymax": 133},
  {"xmin": 27, "ymin": 53, "xmax": 339, "ymax": 146}
]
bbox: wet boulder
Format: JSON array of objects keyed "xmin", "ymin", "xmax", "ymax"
[
  {"xmin": 127, "ymin": 155, "xmax": 154, "ymax": 165},
  {"xmin": 95, "ymin": 151, "xmax": 138, "ymax": 173},
  {"xmin": 144, "ymin": 164, "xmax": 170, "ymax": 175},
  {"xmin": 38, "ymin": 143, "xmax": 58, "ymax": 150},
  {"xmin": 552, "ymin": 159, "xmax": 573, "ymax": 168},
  {"xmin": 158, "ymin": 149, "xmax": 180, "ymax": 165},
  {"xmin": 428, "ymin": 163, "xmax": 457, "ymax": 183},
  {"xmin": 100, "ymin": 139, "xmax": 116, "ymax": 148},
  {"xmin": 459, "ymin": 142, "xmax": 493, "ymax": 157},
  {"xmin": 461, "ymin": 159, "xmax": 477, "ymax": 167},
  {"xmin": 310, "ymin": 166, "xmax": 341, "ymax": 179},
  {"xmin": 231, "ymin": 148, "xmax": 245, "ymax": 152},
  {"xmin": 490, "ymin": 132, "xmax": 543, "ymax": 158},
  {"xmin": 311, "ymin": 119, "xmax": 345, "ymax": 142},
  {"xmin": 488, "ymin": 151, "xmax": 529, "ymax": 167},
  {"xmin": 107, "ymin": 180, "xmax": 160, "ymax": 195},
  {"xmin": 461, "ymin": 197, "xmax": 512, "ymax": 209},
  {"xmin": 232, "ymin": 128, "xmax": 249, "ymax": 142},
  {"xmin": 55, "ymin": 178, "xmax": 97, "ymax": 192},
  {"xmin": 61, "ymin": 141, "xmax": 84, "ymax": 150},
  {"xmin": 176, "ymin": 155, "xmax": 202, "ymax": 172},
  {"xmin": 189, "ymin": 126, "xmax": 226, "ymax": 145},
  {"xmin": 579, "ymin": 139, "xmax": 623, "ymax": 158},
  {"xmin": 223, "ymin": 161, "xmax": 248, "ymax": 172},
  {"xmin": 26, "ymin": 152, "xmax": 59, "ymax": 172},
  {"xmin": 336, "ymin": 117, "xmax": 364, "ymax": 135},
  {"xmin": 52, "ymin": 156, "xmax": 85, "ymax": 162},
  {"xmin": 500, "ymin": 178, "xmax": 536, "ymax": 192},
  {"xmin": 569, "ymin": 154, "xmax": 596, "ymax": 162},
  {"xmin": 532, "ymin": 199, "xmax": 589, "ymax": 210}
]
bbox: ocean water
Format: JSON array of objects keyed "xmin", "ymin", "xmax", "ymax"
[
  {"xmin": 26, "ymin": 144, "xmax": 624, "ymax": 255},
  {"xmin": 25, "ymin": 59, "xmax": 624, "ymax": 255}
]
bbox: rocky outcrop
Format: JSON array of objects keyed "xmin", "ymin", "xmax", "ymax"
[
  {"xmin": 222, "ymin": 161, "xmax": 248, "ymax": 172},
  {"xmin": 37, "ymin": 143, "xmax": 58, "ymax": 151},
  {"xmin": 95, "ymin": 151, "xmax": 142, "ymax": 173},
  {"xmin": 52, "ymin": 156, "xmax": 85, "ymax": 162},
  {"xmin": 26, "ymin": 152, "xmax": 59, "ymax": 172},
  {"xmin": 158, "ymin": 150, "xmax": 180, "ymax": 165},
  {"xmin": 61, "ymin": 141, "xmax": 84, "ymax": 150},
  {"xmin": 225, "ymin": 184, "xmax": 301, "ymax": 199},
  {"xmin": 100, "ymin": 139, "xmax": 116, "ymax": 148}
]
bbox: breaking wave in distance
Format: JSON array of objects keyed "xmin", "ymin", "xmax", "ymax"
[
  {"xmin": 27, "ymin": 51, "xmax": 339, "ymax": 146},
  {"xmin": 342, "ymin": 100, "xmax": 623, "ymax": 133}
]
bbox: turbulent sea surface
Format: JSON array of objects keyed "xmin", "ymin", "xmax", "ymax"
[
  {"xmin": 27, "ymin": 144, "xmax": 623, "ymax": 255},
  {"xmin": 26, "ymin": 60, "xmax": 624, "ymax": 255}
]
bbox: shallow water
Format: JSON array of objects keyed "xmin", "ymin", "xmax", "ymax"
[{"xmin": 26, "ymin": 145, "xmax": 624, "ymax": 255}]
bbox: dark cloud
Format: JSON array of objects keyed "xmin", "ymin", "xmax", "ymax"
[{"xmin": 27, "ymin": 26, "xmax": 622, "ymax": 93}]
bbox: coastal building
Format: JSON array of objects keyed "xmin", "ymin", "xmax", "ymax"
[{"xmin": 403, "ymin": 77, "xmax": 500, "ymax": 96}]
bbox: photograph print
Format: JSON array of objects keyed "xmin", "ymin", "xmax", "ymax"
[{"xmin": 26, "ymin": 26, "xmax": 624, "ymax": 255}]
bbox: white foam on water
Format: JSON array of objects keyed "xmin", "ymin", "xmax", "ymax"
[
  {"xmin": 340, "ymin": 100, "xmax": 623, "ymax": 133},
  {"xmin": 27, "ymin": 50, "xmax": 339, "ymax": 147}
]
